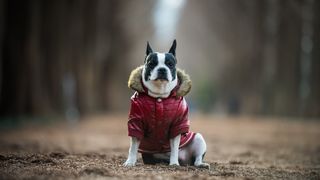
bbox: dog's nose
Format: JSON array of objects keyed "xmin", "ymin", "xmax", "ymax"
[{"xmin": 158, "ymin": 68, "xmax": 167, "ymax": 75}]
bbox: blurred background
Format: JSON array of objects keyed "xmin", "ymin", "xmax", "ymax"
[{"xmin": 0, "ymin": 0, "xmax": 320, "ymax": 121}]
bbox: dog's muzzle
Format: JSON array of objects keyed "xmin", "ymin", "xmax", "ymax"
[{"xmin": 155, "ymin": 68, "xmax": 168, "ymax": 81}]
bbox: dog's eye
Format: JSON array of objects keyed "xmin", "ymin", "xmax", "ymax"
[
  {"xmin": 167, "ymin": 62, "xmax": 174, "ymax": 67},
  {"xmin": 148, "ymin": 61, "xmax": 157, "ymax": 67}
]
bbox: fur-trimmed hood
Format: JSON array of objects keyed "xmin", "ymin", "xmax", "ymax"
[{"xmin": 128, "ymin": 66, "xmax": 192, "ymax": 97}]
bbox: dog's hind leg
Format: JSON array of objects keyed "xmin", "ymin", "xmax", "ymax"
[{"xmin": 190, "ymin": 133, "xmax": 210, "ymax": 169}]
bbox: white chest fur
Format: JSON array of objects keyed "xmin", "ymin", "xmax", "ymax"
[{"xmin": 146, "ymin": 78, "xmax": 177, "ymax": 98}]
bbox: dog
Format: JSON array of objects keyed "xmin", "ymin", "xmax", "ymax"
[{"xmin": 124, "ymin": 40, "xmax": 209, "ymax": 169}]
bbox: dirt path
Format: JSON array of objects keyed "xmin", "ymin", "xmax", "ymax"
[{"xmin": 0, "ymin": 115, "xmax": 319, "ymax": 179}]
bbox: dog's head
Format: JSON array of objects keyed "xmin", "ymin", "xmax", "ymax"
[{"xmin": 142, "ymin": 40, "xmax": 178, "ymax": 98}]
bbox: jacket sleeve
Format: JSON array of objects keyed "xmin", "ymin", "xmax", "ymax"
[
  {"xmin": 169, "ymin": 98, "xmax": 190, "ymax": 138},
  {"xmin": 127, "ymin": 95, "xmax": 144, "ymax": 140}
]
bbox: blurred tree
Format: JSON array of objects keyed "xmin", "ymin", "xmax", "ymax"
[
  {"xmin": 194, "ymin": 0, "xmax": 320, "ymax": 117},
  {"xmin": 0, "ymin": 0, "xmax": 130, "ymax": 117},
  {"xmin": 308, "ymin": 0, "xmax": 320, "ymax": 117},
  {"xmin": 0, "ymin": 0, "xmax": 319, "ymax": 118}
]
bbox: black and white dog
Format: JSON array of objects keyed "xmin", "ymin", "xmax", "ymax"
[{"xmin": 124, "ymin": 40, "xmax": 209, "ymax": 169}]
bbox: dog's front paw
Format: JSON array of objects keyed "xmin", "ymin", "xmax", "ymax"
[
  {"xmin": 195, "ymin": 162, "xmax": 210, "ymax": 169},
  {"xmin": 123, "ymin": 159, "xmax": 136, "ymax": 167},
  {"xmin": 169, "ymin": 161, "xmax": 180, "ymax": 166}
]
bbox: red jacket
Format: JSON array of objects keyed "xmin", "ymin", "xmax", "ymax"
[
  {"xmin": 127, "ymin": 66, "xmax": 194, "ymax": 154},
  {"xmin": 128, "ymin": 91, "xmax": 195, "ymax": 153}
]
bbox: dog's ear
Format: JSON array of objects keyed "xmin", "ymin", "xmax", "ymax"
[
  {"xmin": 146, "ymin": 41, "xmax": 153, "ymax": 56},
  {"xmin": 168, "ymin": 39, "xmax": 177, "ymax": 56}
]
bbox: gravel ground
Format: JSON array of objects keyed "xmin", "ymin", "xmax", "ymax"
[{"xmin": 0, "ymin": 114, "xmax": 319, "ymax": 179}]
